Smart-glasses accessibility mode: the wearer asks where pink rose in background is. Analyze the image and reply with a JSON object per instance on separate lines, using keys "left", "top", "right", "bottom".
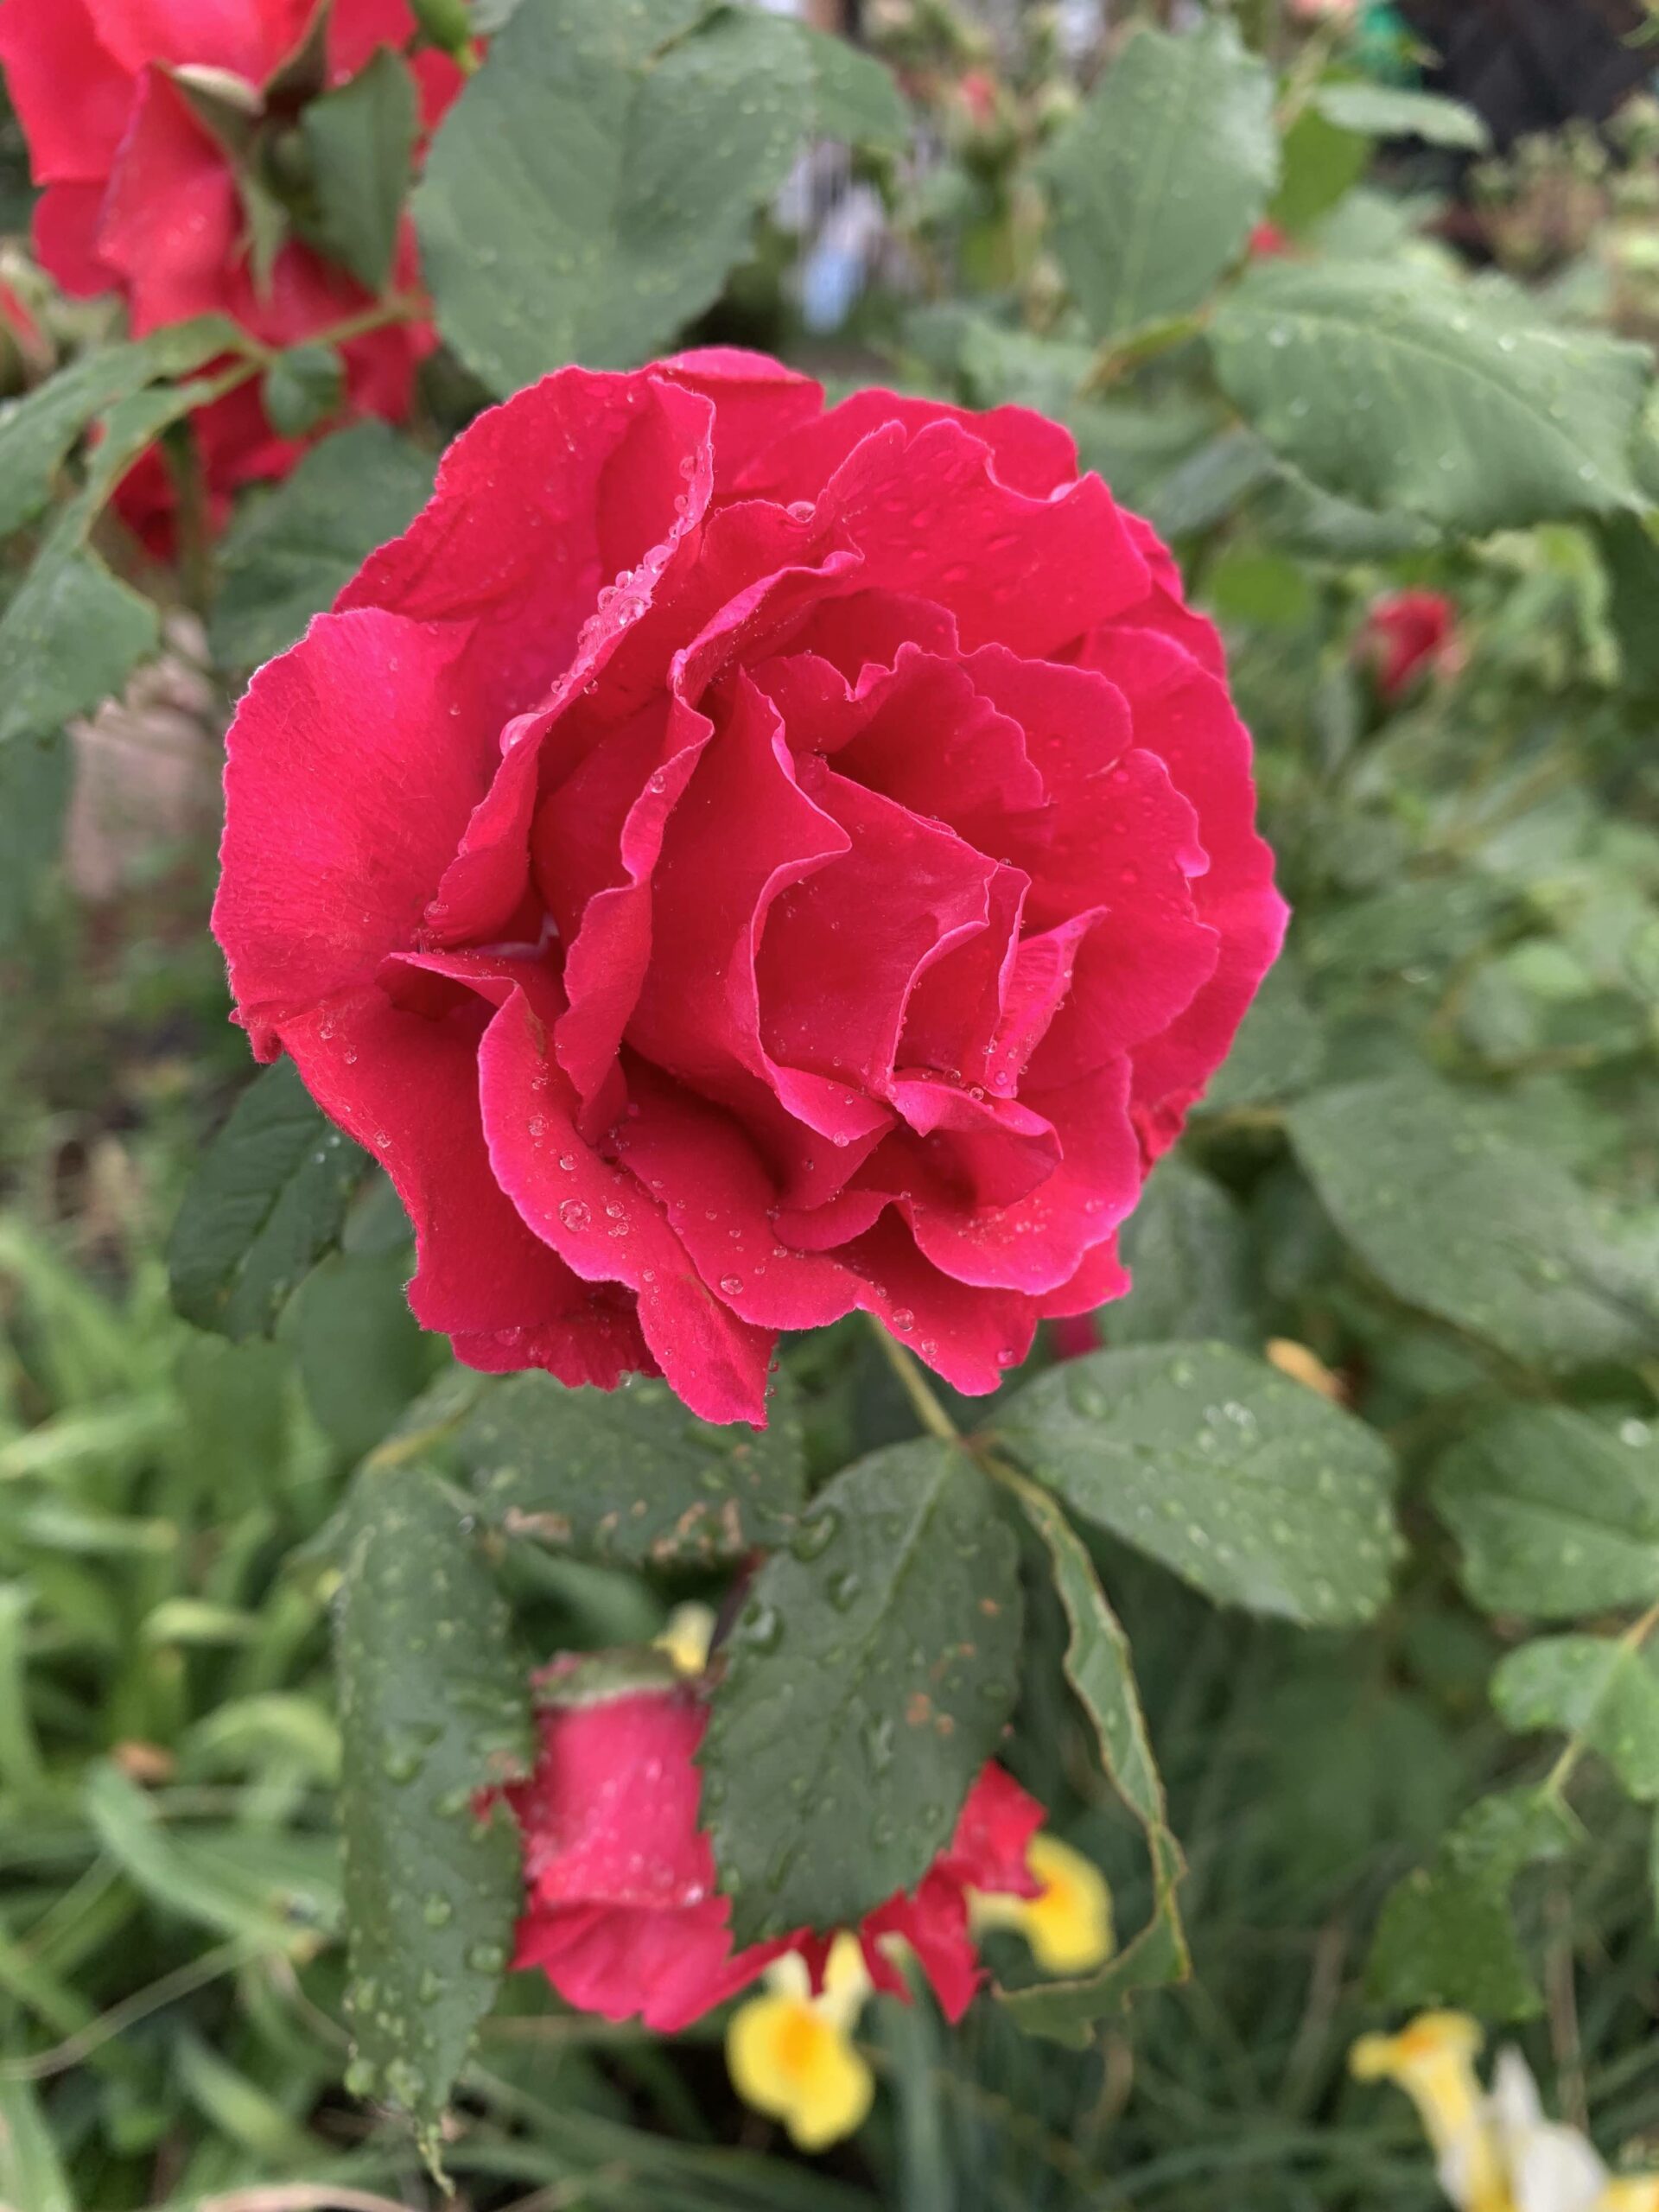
{"left": 0, "top": 0, "right": 465, "bottom": 531}
{"left": 214, "top": 349, "right": 1286, "bottom": 1422}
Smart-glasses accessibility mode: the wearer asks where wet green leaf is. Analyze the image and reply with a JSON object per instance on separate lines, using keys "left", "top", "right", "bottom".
{"left": 0, "top": 315, "right": 245, "bottom": 542}
{"left": 1109, "top": 1158, "right": 1259, "bottom": 1350}
{"left": 463, "top": 1370, "right": 806, "bottom": 1566}
{"left": 335, "top": 1464, "right": 532, "bottom": 2162}
{"left": 1493, "top": 1631, "right": 1659, "bottom": 1801}
{"left": 262, "top": 342, "right": 345, "bottom": 439}
{"left": 1311, "top": 83, "right": 1491, "bottom": 152}
{"left": 168, "top": 1059, "right": 371, "bottom": 1340}
{"left": 209, "top": 422, "right": 435, "bottom": 670}
{"left": 700, "top": 1439, "right": 1021, "bottom": 1947}
{"left": 1212, "top": 263, "right": 1651, "bottom": 533}
{"left": 1040, "top": 19, "right": 1277, "bottom": 342}
{"left": 994, "top": 1344, "right": 1399, "bottom": 1625}
{"left": 302, "top": 49, "right": 419, "bottom": 295}
{"left": 1433, "top": 1405, "right": 1659, "bottom": 1618}
{"left": 417, "top": 0, "right": 813, "bottom": 388}
{"left": 1368, "top": 1789, "right": 1576, "bottom": 2019}
{"left": 995, "top": 1467, "right": 1187, "bottom": 2043}
{"left": 1289, "top": 1074, "right": 1659, "bottom": 1370}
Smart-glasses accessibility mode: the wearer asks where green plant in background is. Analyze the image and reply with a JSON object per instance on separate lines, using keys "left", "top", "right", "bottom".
{"left": 2, "top": 2, "right": 1659, "bottom": 2208}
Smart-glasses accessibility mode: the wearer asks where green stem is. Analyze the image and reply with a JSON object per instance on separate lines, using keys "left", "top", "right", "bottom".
{"left": 868, "top": 1318, "right": 1034, "bottom": 1498}
{"left": 870, "top": 1319, "right": 962, "bottom": 1443}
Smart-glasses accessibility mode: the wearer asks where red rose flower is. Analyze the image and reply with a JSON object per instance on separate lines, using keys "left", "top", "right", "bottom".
{"left": 0, "top": 0, "right": 463, "bottom": 517}
{"left": 502, "top": 1667, "right": 1045, "bottom": 2032}
{"left": 214, "top": 349, "right": 1286, "bottom": 1421}
{"left": 1360, "top": 589, "right": 1459, "bottom": 702}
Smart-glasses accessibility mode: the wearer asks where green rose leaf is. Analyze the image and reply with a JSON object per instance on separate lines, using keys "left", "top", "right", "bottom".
{"left": 993, "top": 1344, "right": 1399, "bottom": 1626}
{"left": 0, "top": 732, "right": 71, "bottom": 944}
{"left": 0, "top": 365, "right": 248, "bottom": 750}
{"left": 995, "top": 1467, "right": 1188, "bottom": 2044}
{"left": 461, "top": 1370, "right": 807, "bottom": 1566}
{"left": 1492, "top": 1630, "right": 1659, "bottom": 1802}
{"left": 1433, "top": 1406, "right": 1659, "bottom": 1619}
{"left": 286, "top": 1251, "right": 436, "bottom": 1465}
{"left": 1198, "top": 957, "right": 1325, "bottom": 1114}
{"left": 1310, "top": 83, "right": 1491, "bottom": 152}
{"left": 261, "top": 342, "right": 345, "bottom": 440}
{"left": 209, "top": 423, "right": 436, "bottom": 671}
{"left": 1288, "top": 1074, "right": 1659, "bottom": 1370}
{"left": 335, "top": 1463, "right": 532, "bottom": 2163}
{"left": 168, "top": 1059, "right": 371, "bottom": 1339}
{"left": 1211, "top": 262, "right": 1651, "bottom": 533}
{"left": 0, "top": 314, "right": 247, "bottom": 543}
{"left": 699, "top": 1438, "right": 1021, "bottom": 1947}
{"left": 792, "top": 18, "right": 909, "bottom": 150}
{"left": 1368, "top": 1789, "right": 1576, "bottom": 2020}
{"left": 1039, "top": 18, "right": 1277, "bottom": 343}
{"left": 0, "top": 543, "right": 156, "bottom": 752}
{"left": 416, "top": 0, "right": 899, "bottom": 392}
{"left": 1109, "top": 1158, "right": 1259, "bottom": 1351}
{"left": 301, "top": 48, "right": 419, "bottom": 295}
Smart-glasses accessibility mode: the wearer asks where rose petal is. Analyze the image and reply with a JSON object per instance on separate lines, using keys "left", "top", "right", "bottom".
{"left": 659, "top": 346, "right": 824, "bottom": 487}
{"left": 215, "top": 609, "right": 502, "bottom": 1031}
{"left": 84, "top": 0, "right": 307, "bottom": 79}
{"left": 340, "top": 368, "right": 716, "bottom": 735}
{"left": 808, "top": 417, "right": 1150, "bottom": 658}
{"left": 736, "top": 386, "right": 1083, "bottom": 504}
{"left": 32, "top": 182, "right": 113, "bottom": 297}
{"left": 512, "top": 1691, "right": 714, "bottom": 1910}
{"left": 1077, "top": 624, "right": 1287, "bottom": 1148}
{"left": 626, "top": 673, "right": 899, "bottom": 1155}
{"left": 617, "top": 1068, "right": 872, "bottom": 1333}
{"left": 0, "top": 0, "right": 135, "bottom": 181}
{"left": 941, "top": 1764, "right": 1046, "bottom": 1897}
{"left": 514, "top": 1897, "right": 764, "bottom": 2033}
{"left": 842, "top": 1214, "right": 1040, "bottom": 1395}
{"left": 1033, "top": 1234, "right": 1132, "bottom": 1320}
{"left": 863, "top": 1873, "right": 980, "bottom": 2022}
{"left": 278, "top": 991, "right": 643, "bottom": 1383}
{"left": 758, "top": 767, "right": 998, "bottom": 1093}
{"left": 96, "top": 72, "right": 241, "bottom": 334}
{"left": 478, "top": 984, "right": 775, "bottom": 1424}
{"left": 903, "top": 1060, "right": 1140, "bottom": 1296}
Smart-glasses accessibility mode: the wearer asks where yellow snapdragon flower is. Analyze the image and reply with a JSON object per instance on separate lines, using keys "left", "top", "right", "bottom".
{"left": 724, "top": 1827, "right": 1113, "bottom": 2152}
{"left": 969, "top": 1833, "right": 1115, "bottom": 1975}
{"left": 1352, "top": 2011, "right": 1659, "bottom": 2212}
{"left": 726, "top": 1934, "right": 875, "bottom": 2152}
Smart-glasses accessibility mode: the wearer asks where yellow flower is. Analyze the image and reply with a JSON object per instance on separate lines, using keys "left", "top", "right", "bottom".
{"left": 971, "top": 1833, "right": 1115, "bottom": 1976}
{"left": 1352, "top": 2012, "right": 1659, "bottom": 2212}
{"left": 726, "top": 1934, "right": 874, "bottom": 2153}
{"left": 1351, "top": 2013, "right": 1513, "bottom": 2212}
{"left": 652, "top": 1601, "right": 717, "bottom": 1678}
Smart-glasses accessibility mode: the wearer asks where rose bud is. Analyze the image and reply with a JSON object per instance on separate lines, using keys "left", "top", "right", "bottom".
{"left": 1359, "top": 589, "right": 1460, "bottom": 704}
